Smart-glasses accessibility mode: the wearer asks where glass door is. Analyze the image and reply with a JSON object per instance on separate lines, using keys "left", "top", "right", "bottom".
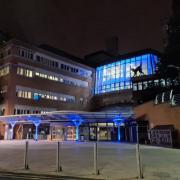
{"left": 89, "top": 126, "right": 97, "bottom": 141}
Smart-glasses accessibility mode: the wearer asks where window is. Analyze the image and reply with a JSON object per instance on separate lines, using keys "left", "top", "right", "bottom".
{"left": 133, "top": 83, "right": 138, "bottom": 91}
{"left": 95, "top": 53, "right": 158, "bottom": 94}
{"left": 0, "top": 66, "right": 10, "bottom": 77}
{"left": 142, "top": 81, "right": 148, "bottom": 90}
{"left": 160, "top": 79, "right": 166, "bottom": 87}
{"left": 17, "top": 67, "right": 33, "bottom": 78}
{"left": 138, "top": 82, "right": 143, "bottom": 90}
{"left": 16, "top": 86, "right": 75, "bottom": 103}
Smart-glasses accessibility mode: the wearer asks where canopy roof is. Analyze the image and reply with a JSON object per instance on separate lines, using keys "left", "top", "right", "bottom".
{"left": 0, "top": 111, "right": 134, "bottom": 125}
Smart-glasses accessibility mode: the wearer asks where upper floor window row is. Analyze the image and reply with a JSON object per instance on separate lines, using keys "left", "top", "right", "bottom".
{"left": 14, "top": 105, "right": 56, "bottom": 115}
{"left": 16, "top": 66, "right": 88, "bottom": 88}
{"left": 61, "top": 63, "right": 78, "bottom": 73}
{"left": 16, "top": 86, "right": 75, "bottom": 103}
{"left": 36, "top": 55, "right": 58, "bottom": 68}
{"left": 133, "top": 78, "right": 178, "bottom": 91}
{"left": 18, "top": 48, "right": 34, "bottom": 60}
{"left": 35, "top": 54, "right": 90, "bottom": 78}
{"left": 15, "top": 47, "right": 92, "bottom": 78}
{"left": 17, "top": 67, "right": 33, "bottom": 77}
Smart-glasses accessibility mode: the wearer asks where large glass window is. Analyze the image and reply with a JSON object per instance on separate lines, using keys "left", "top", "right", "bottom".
{"left": 95, "top": 53, "right": 158, "bottom": 94}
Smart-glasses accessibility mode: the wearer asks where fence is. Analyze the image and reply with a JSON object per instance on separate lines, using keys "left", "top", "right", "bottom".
{"left": 0, "top": 139, "right": 180, "bottom": 179}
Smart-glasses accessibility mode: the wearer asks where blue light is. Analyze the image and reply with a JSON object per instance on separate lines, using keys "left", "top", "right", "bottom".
{"left": 7, "top": 118, "right": 17, "bottom": 140}
{"left": 33, "top": 93, "right": 40, "bottom": 101}
{"left": 113, "top": 114, "right": 124, "bottom": 142}
{"left": 7, "top": 119, "right": 17, "bottom": 128}
{"left": 27, "top": 116, "right": 41, "bottom": 141}
{"left": 95, "top": 53, "right": 159, "bottom": 94}
{"left": 67, "top": 114, "right": 83, "bottom": 141}
{"left": 76, "top": 126, "right": 79, "bottom": 141}
{"left": 118, "top": 126, "right": 121, "bottom": 141}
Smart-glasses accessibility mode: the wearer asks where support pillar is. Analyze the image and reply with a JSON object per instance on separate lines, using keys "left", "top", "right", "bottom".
{"left": 71, "top": 118, "right": 82, "bottom": 141}
{"left": 11, "top": 124, "right": 16, "bottom": 140}
{"left": 8, "top": 120, "right": 17, "bottom": 140}
{"left": 29, "top": 117, "right": 41, "bottom": 141}
{"left": 4, "top": 124, "right": 9, "bottom": 140}
{"left": 113, "top": 114, "right": 124, "bottom": 143}
{"left": 118, "top": 125, "right": 121, "bottom": 142}
{"left": 34, "top": 124, "right": 39, "bottom": 141}
{"left": 76, "top": 125, "right": 79, "bottom": 141}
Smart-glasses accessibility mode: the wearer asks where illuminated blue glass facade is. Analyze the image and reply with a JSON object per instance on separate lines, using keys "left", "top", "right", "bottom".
{"left": 95, "top": 53, "right": 159, "bottom": 94}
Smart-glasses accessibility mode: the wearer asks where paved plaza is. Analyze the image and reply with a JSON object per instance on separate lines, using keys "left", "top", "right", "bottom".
{"left": 0, "top": 140, "right": 180, "bottom": 179}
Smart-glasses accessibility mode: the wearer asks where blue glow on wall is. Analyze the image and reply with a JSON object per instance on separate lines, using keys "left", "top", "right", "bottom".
{"left": 95, "top": 53, "right": 159, "bottom": 94}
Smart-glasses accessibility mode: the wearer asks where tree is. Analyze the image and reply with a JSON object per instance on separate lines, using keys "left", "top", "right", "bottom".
{"left": 162, "top": 0, "right": 180, "bottom": 67}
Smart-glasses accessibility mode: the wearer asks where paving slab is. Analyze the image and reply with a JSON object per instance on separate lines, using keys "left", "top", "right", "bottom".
{"left": 0, "top": 140, "right": 180, "bottom": 179}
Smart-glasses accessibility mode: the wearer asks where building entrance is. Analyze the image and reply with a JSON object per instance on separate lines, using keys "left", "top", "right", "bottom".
{"left": 50, "top": 125, "right": 76, "bottom": 141}
{"left": 88, "top": 123, "right": 118, "bottom": 141}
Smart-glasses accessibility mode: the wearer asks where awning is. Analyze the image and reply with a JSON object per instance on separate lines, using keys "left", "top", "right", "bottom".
{"left": 0, "top": 110, "right": 135, "bottom": 125}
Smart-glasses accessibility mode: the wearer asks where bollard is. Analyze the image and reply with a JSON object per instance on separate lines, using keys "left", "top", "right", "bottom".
{"left": 56, "top": 141, "right": 62, "bottom": 172}
{"left": 24, "top": 141, "right": 29, "bottom": 170}
{"left": 136, "top": 125, "right": 143, "bottom": 179}
{"left": 93, "top": 142, "right": 100, "bottom": 175}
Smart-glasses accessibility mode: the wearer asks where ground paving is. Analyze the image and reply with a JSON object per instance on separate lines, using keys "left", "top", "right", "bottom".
{"left": 0, "top": 140, "right": 180, "bottom": 180}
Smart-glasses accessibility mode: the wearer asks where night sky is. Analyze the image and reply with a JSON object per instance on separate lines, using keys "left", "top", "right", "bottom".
{"left": 0, "top": 0, "right": 172, "bottom": 58}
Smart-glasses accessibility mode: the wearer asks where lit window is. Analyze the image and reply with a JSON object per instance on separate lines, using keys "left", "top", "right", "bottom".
{"left": 28, "top": 70, "right": 33, "bottom": 77}
{"left": 20, "top": 68, "right": 23, "bottom": 75}
{"left": 17, "top": 91, "right": 22, "bottom": 97}
{"left": 133, "top": 84, "right": 138, "bottom": 91}
{"left": 138, "top": 82, "right": 142, "bottom": 90}
{"left": 35, "top": 72, "right": 40, "bottom": 76}
{"left": 160, "top": 79, "right": 165, "bottom": 87}
{"left": 41, "top": 94, "right": 45, "bottom": 98}
{"left": 27, "top": 92, "right": 32, "bottom": 99}
{"left": 142, "top": 81, "right": 148, "bottom": 90}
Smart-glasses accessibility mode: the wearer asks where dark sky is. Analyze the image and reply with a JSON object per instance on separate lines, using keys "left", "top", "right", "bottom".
{"left": 0, "top": 0, "right": 172, "bottom": 58}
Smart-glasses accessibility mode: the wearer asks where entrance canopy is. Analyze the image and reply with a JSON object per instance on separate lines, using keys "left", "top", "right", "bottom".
{"left": 0, "top": 110, "right": 134, "bottom": 126}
